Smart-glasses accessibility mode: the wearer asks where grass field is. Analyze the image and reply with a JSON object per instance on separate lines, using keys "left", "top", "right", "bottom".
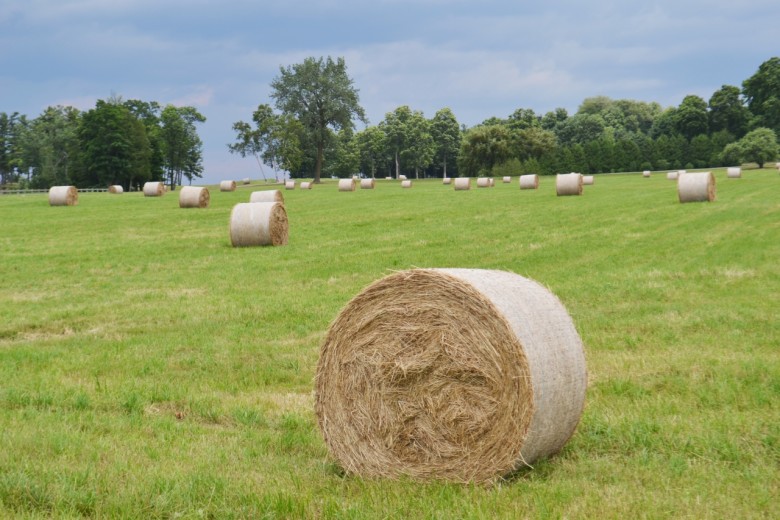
{"left": 1, "top": 170, "right": 778, "bottom": 518}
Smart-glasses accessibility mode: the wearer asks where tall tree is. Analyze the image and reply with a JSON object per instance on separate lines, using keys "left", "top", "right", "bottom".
{"left": 380, "top": 105, "right": 413, "bottom": 179}
{"left": 160, "top": 105, "right": 205, "bottom": 189}
{"left": 355, "top": 126, "right": 387, "bottom": 179}
{"left": 708, "top": 85, "right": 749, "bottom": 138}
{"left": 736, "top": 127, "right": 779, "bottom": 168}
{"left": 401, "top": 111, "right": 435, "bottom": 179}
{"left": 742, "top": 57, "right": 780, "bottom": 134}
{"left": 675, "top": 95, "right": 709, "bottom": 140}
{"left": 458, "top": 124, "right": 512, "bottom": 176}
{"left": 270, "top": 56, "right": 366, "bottom": 183}
{"left": 0, "top": 112, "right": 24, "bottom": 185}
{"left": 430, "top": 108, "right": 460, "bottom": 178}
{"left": 20, "top": 106, "right": 81, "bottom": 188}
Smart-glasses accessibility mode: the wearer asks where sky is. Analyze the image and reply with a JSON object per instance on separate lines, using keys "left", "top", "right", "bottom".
{"left": 1, "top": 0, "right": 777, "bottom": 183}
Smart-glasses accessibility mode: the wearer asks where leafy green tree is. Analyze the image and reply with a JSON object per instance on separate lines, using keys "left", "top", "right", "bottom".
{"left": 511, "top": 127, "right": 557, "bottom": 162}
{"left": 688, "top": 134, "right": 712, "bottom": 168}
{"left": 675, "top": 95, "right": 709, "bottom": 140}
{"left": 0, "top": 112, "right": 25, "bottom": 185}
{"left": 124, "top": 100, "right": 165, "bottom": 182}
{"left": 708, "top": 85, "right": 749, "bottom": 138}
{"left": 742, "top": 57, "right": 780, "bottom": 134}
{"left": 401, "top": 111, "right": 435, "bottom": 179}
{"left": 20, "top": 106, "right": 81, "bottom": 188}
{"left": 354, "top": 126, "right": 387, "bottom": 179}
{"left": 160, "top": 105, "right": 205, "bottom": 189}
{"left": 458, "top": 124, "right": 512, "bottom": 176}
{"left": 270, "top": 56, "right": 366, "bottom": 183}
{"left": 380, "top": 105, "right": 413, "bottom": 178}
{"left": 541, "top": 108, "right": 568, "bottom": 132}
{"left": 650, "top": 107, "right": 678, "bottom": 138}
{"left": 735, "top": 127, "right": 779, "bottom": 168}
{"left": 324, "top": 128, "right": 359, "bottom": 178}
{"left": 555, "top": 113, "right": 606, "bottom": 146}
{"left": 430, "top": 108, "right": 460, "bottom": 178}
{"left": 507, "top": 108, "right": 539, "bottom": 130}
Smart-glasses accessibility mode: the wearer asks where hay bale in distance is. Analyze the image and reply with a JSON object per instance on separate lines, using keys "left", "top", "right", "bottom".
{"left": 519, "top": 174, "right": 539, "bottom": 190}
{"left": 178, "top": 186, "right": 210, "bottom": 208}
{"left": 583, "top": 175, "right": 594, "bottom": 185}
{"left": 285, "top": 180, "right": 296, "bottom": 190}
{"left": 678, "top": 171, "right": 716, "bottom": 203}
{"left": 250, "top": 190, "right": 284, "bottom": 204}
{"left": 727, "top": 167, "right": 741, "bottom": 178}
{"left": 48, "top": 186, "right": 78, "bottom": 206}
{"left": 143, "top": 181, "right": 165, "bottom": 197}
{"left": 315, "top": 268, "right": 587, "bottom": 484}
{"left": 453, "top": 178, "right": 471, "bottom": 190}
{"left": 300, "top": 182, "right": 312, "bottom": 190}
{"left": 338, "top": 179, "right": 356, "bottom": 192}
{"left": 220, "top": 180, "right": 237, "bottom": 192}
{"left": 476, "top": 177, "right": 491, "bottom": 188}
{"left": 642, "top": 170, "right": 651, "bottom": 178}
{"left": 360, "top": 179, "right": 376, "bottom": 189}
{"left": 242, "top": 177, "right": 251, "bottom": 185}
{"left": 399, "top": 175, "right": 408, "bottom": 181}
{"left": 401, "top": 180, "right": 412, "bottom": 188}
{"left": 666, "top": 171, "right": 679, "bottom": 180}
{"left": 108, "top": 185, "right": 123, "bottom": 194}
{"left": 229, "top": 202, "right": 288, "bottom": 247}
{"left": 502, "top": 176, "right": 511, "bottom": 183}
{"left": 442, "top": 177, "right": 452, "bottom": 185}
{"left": 556, "top": 173, "right": 583, "bottom": 196}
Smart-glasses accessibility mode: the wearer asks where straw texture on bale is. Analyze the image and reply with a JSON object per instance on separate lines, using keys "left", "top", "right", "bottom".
{"left": 338, "top": 179, "right": 356, "bottom": 192}
{"left": 477, "top": 177, "right": 491, "bottom": 188}
{"left": 583, "top": 175, "right": 594, "bottom": 185}
{"left": 502, "top": 176, "right": 511, "bottom": 183}
{"left": 727, "top": 167, "right": 741, "bottom": 178}
{"left": 220, "top": 180, "right": 237, "bottom": 192}
{"left": 678, "top": 171, "right": 716, "bottom": 203}
{"left": 143, "top": 181, "right": 164, "bottom": 197}
{"left": 666, "top": 171, "right": 679, "bottom": 180}
{"left": 48, "top": 186, "right": 78, "bottom": 206}
{"left": 442, "top": 177, "right": 452, "bottom": 185}
{"left": 250, "top": 190, "right": 284, "bottom": 204}
{"left": 642, "top": 170, "right": 651, "bottom": 178}
{"left": 519, "top": 174, "right": 539, "bottom": 190}
{"left": 401, "top": 180, "right": 412, "bottom": 188}
{"left": 108, "top": 185, "right": 123, "bottom": 194}
{"left": 178, "top": 186, "right": 210, "bottom": 208}
{"left": 555, "top": 173, "right": 583, "bottom": 196}
{"left": 360, "top": 179, "right": 376, "bottom": 189}
{"left": 300, "top": 182, "right": 312, "bottom": 190}
{"left": 229, "top": 202, "right": 288, "bottom": 247}
{"left": 453, "top": 178, "right": 471, "bottom": 190}
{"left": 315, "top": 268, "right": 587, "bottom": 484}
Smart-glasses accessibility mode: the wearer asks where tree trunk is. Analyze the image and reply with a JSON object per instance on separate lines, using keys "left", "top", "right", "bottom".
{"left": 415, "top": 167, "right": 419, "bottom": 179}
{"left": 443, "top": 156, "right": 448, "bottom": 178}
{"left": 395, "top": 151, "right": 400, "bottom": 179}
{"left": 315, "top": 141, "right": 323, "bottom": 183}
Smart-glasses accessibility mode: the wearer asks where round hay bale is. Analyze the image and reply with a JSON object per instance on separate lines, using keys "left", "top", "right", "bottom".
{"left": 726, "top": 167, "right": 741, "bottom": 178}
{"left": 502, "top": 176, "right": 511, "bottom": 183}
{"left": 642, "top": 170, "right": 651, "bottom": 178}
{"left": 108, "top": 185, "right": 123, "bottom": 194}
{"left": 489, "top": 178, "right": 495, "bottom": 187}
{"left": 242, "top": 177, "right": 251, "bottom": 185}
{"left": 453, "top": 178, "right": 471, "bottom": 190}
{"left": 143, "top": 181, "right": 165, "bottom": 197}
{"left": 678, "top": 171, "right": 716, "bottom": 203}
{"left": 582, "top": 175, "right": 594, "bottom": 186}
{"left": 399, "top": 175, "right": 408, "bottom": 181}
{"left": 220, "top": 180, "right": 237, "bottom": 192}
{"left": 401, "top": 180, "right": 412, "bottom": 188}
{"left": 250, "top": 190, "right": 284, "bottom": 204}
{"left": 519, "top": 174, "right": 539, "bottom": 190}
{"left": 48, "top": 186, "right": 78, "bottom": 206}
{"left": 285, "top": 180, "right": 296, "bottom": 190}
{"left": 386, "top": 176, "right": 393, "bottom": 180}
{"left": 300, "top": 182, "right": 312, "bottom": 190}
{"left": 442, "top": 177, "right": 452, "bottom": 185}
{"left": 229, "top": 202, "right": 288, "bottom": 247}
{"left": 476, "top": 177, "right": 490, "bottom": 188}
{"left": 555, "top": 173, "right": 583, "bottom": 196}
{"left": 666, "top": 171, "right": 679, "bottom": 180}
{"left": 315, "top": 268, "right": 587, "bottom": 483}
{"left": 352, "top": 175, "right": 360, "bottom": 181}
{"left": 338, "top": 179, "right": 356, "bottom": 192}
{"left": 360, "top": 179, "right": 376, "bottom": 189}
{"left": 179, "top": 186, "right": 210, "bottom": 208}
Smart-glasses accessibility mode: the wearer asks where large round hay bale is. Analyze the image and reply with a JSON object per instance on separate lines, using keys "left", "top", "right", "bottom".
{"left": 315, "top": 268, "right": 587, "bottom": 484}
{"left": 220, "top": 180, "right": 237, "bottom": 192}
{"left": 555, "top": 173, "right": 583, "bottom": 196}
{"left": 250, "top": 190, "right": 284, "bottom": 203}
{"left": 453, "top": 178, "right": 471, "bottom": 190}
{"left": 360, "top": 179, "right": 376, "bottom": 189}
{"left": 442, "top": 177, "right": 452, "bottom": 185}
{"left": 143, "top": 181, "right": 164, "bottom": 197}
{"left": 48, "top": 186, "right": 78, "bottom": 206}
{"left": 300, "top": 182, "right": 312, "bottom": 190}
{"left": 179, "top": 186, "right": 210, "bottom": 208}
{"left": 229, "top": 202, "right": 288, "bottom": 247}
{"left": 642, "top": 170, "right": 651, "bottom": 178}
{"left": 338, "top": 179, "right": 356, "bottom": 192}
{"left": 583, "top": 175, "right": 594, "bottom": 186}
{"left": 502, "top": 176, "right": 511, "bottom": 183}
{"left": 726, "top": 167, "right": 741, "bottom": 178}
{"left": 401, "top": 180, "right": 412, "bottom": 188}
{"left": 519, "top": 174, "right": 539, "bottom": 190}
{"left": 285, "top": 180, "right": 296, "bottom": 190}
{"left": 476, "top": 177, "right": 491, "bottom": 188}
{"left": 108, "top": 185, "right": 123, "bottom": 194}
{"left": 666, "top": 171, "right": 679, "bottom": 180}
{"left": 678, "top": 171, "right": 716, "bottom": 203}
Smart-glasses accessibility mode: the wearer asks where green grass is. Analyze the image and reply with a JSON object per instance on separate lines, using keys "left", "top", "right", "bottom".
{"left": 1, "top": 170, "right": 778, "bottom": 518}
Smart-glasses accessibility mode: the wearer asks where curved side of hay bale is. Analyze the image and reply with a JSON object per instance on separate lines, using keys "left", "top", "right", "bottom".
{"left": 285, "top": 180, "right": 296, "bottom": 190}
{"left": 250, "top": 190, "right": 284, "bottom": 204}
{"left": 502, "top": 176, "right": 511, "bottom": 183}
{"left": 583, "top": 175, "right": 594, "bottom": 185}
{"left": 229, "top": 202, "right": 288, "bottom": 247}
{"left": 360, "top": 179, "right": 376, "bottom": 189}
{"left": 476, "top": 177, "right": 490, "bottom": 188}
{"left": 143, "top": 181, "right": 164, "bottom": 197}
{"left": 401, "top": 180, "right": 412, "bottom": 188}
{"left": 727, "top": 167, "right": 741, "bottom": 178}
{"left": 108, "top": 185, "right": 124, "bottom": 194}
{"left": 519, "top": 174, "right": 539, "bottom": 190}
{"left": 453, "top": 177, "right": 471, "bottom": 190}
{"left": 220, "top": 180, "right": 237, "bottom": 192}
{"left": 338, "top": 179, "right": 356, "bottom": 192}
{"left": 442, "top": 177, "right": 452, "bottom": 185}
{"left": 242, "top": 178, "right": 251, "bottom": 185}
{"left": 556, "top": 173, "right": 583, "bottom": 196}
{"left": 315, "top": 268, "right": 587, "bottom": 483}
{"left": 300, "top": 182, "right": 312, "bottom": 190}
{"left": 678, "top": 171, "right": 716, "bottom": 203}
{"left": 642, "top": 170, "right": 651, "bottom": 178}
{"left": 666, "top": 171, "right": 679, "bottom": 180}
{"left": 48, "top": 186, "right": 78, "bottom": 206}
{"left": 178, "top": 186, "right": 210, "bottom": 208}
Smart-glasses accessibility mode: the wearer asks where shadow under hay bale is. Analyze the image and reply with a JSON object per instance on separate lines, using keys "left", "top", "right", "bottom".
{"left": 179, "top": 186, "right": 210, "bottom": 208}
{"left": 49, "top": 186, "right": 78, "bottom": 206}
{"left": 315, "top": 268, "right": 587, "bottom": 484}
{"left": 678, "top": 172, "right": 716, "bottom": 203}
{"left": 229, "top": 202, "right": 288, "bottom": 247}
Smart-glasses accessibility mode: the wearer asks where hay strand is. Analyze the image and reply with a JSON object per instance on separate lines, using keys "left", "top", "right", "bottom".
{"left": 401, "top": 180, "right": 412, "bottom": 188}
{"left": 178, "top": 186, "right": 210, "bottom": 208}
{"left": 727, "top": 167, "right": 741, "bottom": 178}
{"left": 360, "top": 179, "right": 376, "bottom": 189}
{"left": 220, "top": 180, "right": 237, "bottom": 192}
{"left": 108, "top": 185, "right": 123, "bottom": 194}
{"left": 678, "top": 171, "right": 716, "bottom": 203}
{"left": 143, "top": 181, "right": 164, "bottom": 197}
{"left": 250, "top": 190, "right": 284, "bottom": 203}
{"left": 229, "top": 202, "right": 288, "bottom": 247}
{"left": 556, "top": 173, "right": 583, "bottom": 196}
{"left": 453, "top": 178, "right": 471, "bottom": 190}
{"left": 338, "top": 179, "right": 356, "bottom": 192}
{"left": 315, "top": 268, "right": 587, "bottom": 484}
{"left": 48, "top": 186, "right": 78, "bottom": 206}
{"left": 519, "top": 174, "right": 539, "bottom": 190}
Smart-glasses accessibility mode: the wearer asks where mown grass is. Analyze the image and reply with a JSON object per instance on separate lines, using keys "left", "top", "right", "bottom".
{"left": 1, "top": 170, "right": 778, "bottom": 518}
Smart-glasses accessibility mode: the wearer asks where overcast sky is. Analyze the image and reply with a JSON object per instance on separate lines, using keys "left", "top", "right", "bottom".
{"left": 1, "top": 0, "right": 776, "bottom": 183}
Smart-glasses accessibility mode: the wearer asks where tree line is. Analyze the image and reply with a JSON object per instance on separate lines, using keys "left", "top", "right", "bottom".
{"left": 230, "top": 56, "right": 780, "bottom": 181}
{"left": 0, "top": 97, "right": 205, "bottom": 190}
